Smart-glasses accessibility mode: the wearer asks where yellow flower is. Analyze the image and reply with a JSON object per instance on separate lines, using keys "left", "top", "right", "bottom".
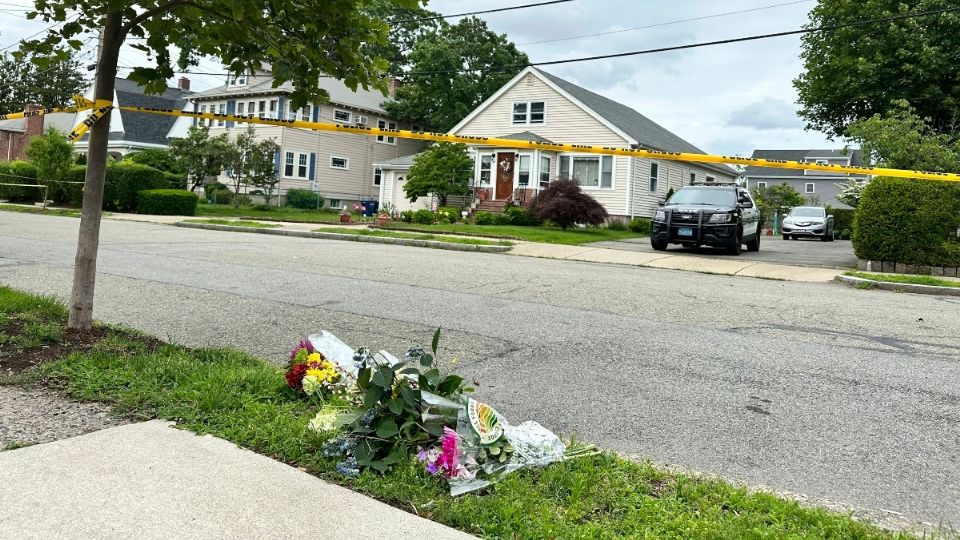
{"left": 307, "top": 352, "right": 322, "bottom": 363}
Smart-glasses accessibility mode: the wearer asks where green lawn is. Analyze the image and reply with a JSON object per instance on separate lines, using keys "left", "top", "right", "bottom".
{"left": 0, "top": 204, "right": 81, "bottom": 217}
{"left": 0, "top": 286, "right": 901, "bottom": 539}
{"left": 381, "top": 222, "right": 644, "bottom": 245}
{"left": 184, "top": 218, "right": 281, "bottom": 229}
{"left": 196, "top": 203, "right": 359, "bottom": 224}
{"left": 845, "top": 271, "right": 960, "bottom": 288}
{"left": 315, "top": 227, "right": 512, "bottom": 247}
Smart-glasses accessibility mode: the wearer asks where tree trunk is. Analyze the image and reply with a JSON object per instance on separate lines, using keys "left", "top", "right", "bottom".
{"left": 68, "top": 13, "right": 123, "bottom": 330}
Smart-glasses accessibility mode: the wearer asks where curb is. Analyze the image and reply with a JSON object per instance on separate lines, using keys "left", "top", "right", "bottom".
{"left": 175, "top": 222, "right": 512, "bottom": 253}
{"left": 835, "top": 274, "right": 960, "bottom": 297}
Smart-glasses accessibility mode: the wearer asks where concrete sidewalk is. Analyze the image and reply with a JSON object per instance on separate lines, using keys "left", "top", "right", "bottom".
{"left": 105, "top": 212, "right": 841, "bottom": 283}
{"left": 0, "top": 421, "right": 474, "bottom": 540}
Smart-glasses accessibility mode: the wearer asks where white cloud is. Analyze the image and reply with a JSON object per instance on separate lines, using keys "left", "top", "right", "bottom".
{"left": 727, "top": 97, "right": 804, "bottom": 130}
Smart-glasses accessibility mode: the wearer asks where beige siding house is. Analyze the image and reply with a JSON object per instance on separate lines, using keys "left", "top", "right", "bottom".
{"left": 381, "top": 67, "right": 735, "bottom": 219}
{"left": 189, "top": 71, "right": 423, "bottom": 209}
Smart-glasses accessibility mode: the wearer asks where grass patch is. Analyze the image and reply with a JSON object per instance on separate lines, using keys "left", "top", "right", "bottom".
{"left": 381, "top": 222, "right": 644, "bottom": 246}
{"left": 0, "top": 204, "right": 81, "bottom": 217}
{"left": 184, "top": 218, "right": 281, "bottom": 229}
{"left": 1, "top": 287, "right": 898, "bottom": 538}
{"left": 845, "top": 271, "right": 960, "bottom": 288}
{"left": 196, "top": 203, "right": 356, "bottom": 224}
{"left": 314, "top": 227, "right": 512, "bottom": 247}
{"left": 2, "top": 440, "right": 37, "bottom": 451}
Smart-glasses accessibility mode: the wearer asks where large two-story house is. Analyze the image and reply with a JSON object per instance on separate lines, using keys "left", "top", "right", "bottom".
{"left": 377, "top": 67, "right": 736, "bottom": 219}
{"left": 743, "top": 149, "right": 867, "bottom": 209}
{"left": 188, "top": 71, "right": 422, "bottom": 209}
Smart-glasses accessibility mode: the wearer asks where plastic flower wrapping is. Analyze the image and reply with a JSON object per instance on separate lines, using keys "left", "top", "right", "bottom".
{"left": 294, "top": 331, "right": 597, "bottom": 496}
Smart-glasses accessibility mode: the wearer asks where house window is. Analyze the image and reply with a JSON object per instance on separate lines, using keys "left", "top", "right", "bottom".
{"left": 539, "top": 156, "right": 551, "bottom": 186}
{"left": 705, "top": 175, "right": 716, "bottom": 183}
{"left": 198, "top": 104, "right": 207, "bottom": 126}
{"left": 373, "top": 167, "right": 382, "bottom": 186}
{"left": 217, "top": 103, "right": 226, "bottom": 126}
{"left": 301, "top": 104, "right": 312, "bottom": 122}
{"left": 298, "top": 153, "right": 308, "bottom": 178}
{"left": 517, "top": 155, "right": 531, "bottom": 186}
{"left": 479, "top": 155, "right": 492, "bottom": 185}
{"left": 814, "top": 159, "right": 829, "bottom": 165}
{"left": 649, "top": 162, "right": 659, "bottom": 192}
{"left": 329, "top": 198, "right": 341, "bottom": 209}
{"left": 377, "top": 120, "right": 397, "bottom": 144}
{"left": 237, "top": 102, "right": 245, "bottom": 116}
{"left": 258, "top": 101, "right": 266, "bottom": 116}
{"left": 269, "top": 99, "right": 278, "bottom": 119}
{"left": 330, "top": 156, "right": 349, "bottom": 170}
{"left": 806, "top": 182, "right": 815, "bottom": 193}
{"left": 284, "top": 152, "right": 295, "bottom": 177}
{"left": 334, "top": 109, "right": 352, "bottom": 123}
{"left": 756, "top": 181, "right": 767, "bottom": 189}
{"left": 412, "top": 124, "right": 422, "bottom": 132}
{"left": 229, "top": 73, "right": 246, "bottom": 86}
{"left": 287, "top": 106, "right": 298, "bottom": 121}
{"left": 689, "top": 172, "right": 696, "bottom": 185}
{"left": 560, "top": 155, "right": 613, "bottom": 189}
{"left": 512, "top": 101, "right": 545, "bottom": 125}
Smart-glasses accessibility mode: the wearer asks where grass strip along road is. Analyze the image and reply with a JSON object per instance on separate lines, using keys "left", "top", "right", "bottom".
{"left": 184, "top": 219, "right": 282, "bottom": 229}
{"left": 313, "top": 227, "right": 512, "bottom": 247}
{"left": 380, "top": 222, "right": 645, "bottom": 245}
{"left": 0, "top": 286, "right": 899, "bottom": 539}
{"left": 845, "top": 271, "right": 960, "bottom": 289}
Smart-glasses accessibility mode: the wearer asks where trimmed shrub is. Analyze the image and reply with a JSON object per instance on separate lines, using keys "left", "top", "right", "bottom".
{"left": 412, "top": 208, "right": 435, "bottom": 224}
{"left": 59, "top": 165, "right": 87, "bottom": 204}
{"left": 492, "top": 212, "right": 512, "bottom": 225}
{"left": 164, "top": 172, "right": 187, "bottom": 189}
{"left": 204, "top": 182, "right": 231, "bottom": 201}
{"left": 502, "top": 204, "right": 541, "bottom": 226}
{"left": 528, "top": 179, "right": 608, "bottom": 230}
{"left": 252, "top": 203, "right": 272, "bottom": 211}
{"left": 826, "top": 207, "right": 855, "bottom": 234}
{"left": 137, "top": 189, "right": 199, "bottom": 216}
{"left": 606, "top": 219, "right": 627, "bottom": 231}
{"left": 400, "top": 210, "right": 414, "bottom": 223}
{"left": 102, "top": 163, "right": 170, "bottom": 211}
{"left": 628, "top": 217, "right": 651, "bottom": 234}
{"left": 285, "top": 188, "right": 324, "bottom": 210}
{"left": 852, "top": 177, "right": 960, "bottom": 266}
{"left": 0, "top": 161, "right": 39, "bottom": 202}
{"left": 473, "top": 211, "right": 494, "bottom": 225}
{"left": 436, "top": 206, "right": 461, "bottom": 224}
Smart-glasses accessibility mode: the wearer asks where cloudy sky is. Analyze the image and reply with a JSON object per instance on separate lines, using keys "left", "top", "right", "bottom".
{"left": 0, "top": 0, "right": 838, "bottom": 155}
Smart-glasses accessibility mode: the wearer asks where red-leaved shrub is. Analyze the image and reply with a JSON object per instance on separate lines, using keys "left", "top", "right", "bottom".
{"left": 527, "top": 179, "right": 608, "bottom": 230}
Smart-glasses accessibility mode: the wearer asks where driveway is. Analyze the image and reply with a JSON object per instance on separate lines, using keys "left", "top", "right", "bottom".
{"left": 587, "top": 235, "right": 857, "bottom": 269}
{"left": 1, "top": 213, "right": 958, "bottom": 528}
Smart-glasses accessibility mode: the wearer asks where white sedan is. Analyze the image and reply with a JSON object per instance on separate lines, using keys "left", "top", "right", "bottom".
{"left": 782, "top": 206, "right": 834, "bottom": 242}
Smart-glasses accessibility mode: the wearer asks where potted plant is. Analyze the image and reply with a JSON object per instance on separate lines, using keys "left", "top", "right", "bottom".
{"left": 377, "top": 212, "right": 389, "bottom": 226}
{"left": 339, "top": 210, "right": 351, "bottom": 223}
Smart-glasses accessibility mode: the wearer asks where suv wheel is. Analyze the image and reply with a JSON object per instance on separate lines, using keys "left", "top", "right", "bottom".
{"left": 746, "top": 232, "right": 760, "bottom": 252}
{"left": 651, "top": 238, "right": 668, "bottom": 251}
{"left": 727, "top": 228, "right": 742, "bottom": 255}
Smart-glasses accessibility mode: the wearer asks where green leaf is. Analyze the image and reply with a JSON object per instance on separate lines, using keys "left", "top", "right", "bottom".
{"left": 400, "top": 385, "right": 419, "bottom": 407}
{"left": 369, "top": 460, "right": 389, "bottom": 473}
{"left": 423, "top": 421, "right": 446, "bottom": 437}
{"left": 431, "top": 327, "right": 441, "bottom": 355}
{"left": 499, "top": 452, "right": 508, "bottom": 463}
{"left": 383, "top": 445, "right": 406, "bottom": 465}
{"left": 354, "top": 440, "right": 374, "bottom": 466}
{"left": 424, "top": 368, "right": 442, "bottom": 387}
{"left": 363, "top": 385, "right": 384, "bottom": 408}
{"left": 375, "top": 418, "right": 400, "bottom": 439}
{"left": 357, "top": 367, "right": 371, "bottom": 389}
{"left": 371, "top": 366, "right": 395, "bottom": 390}
{"left": 419, "top": 353, "right": 433, "bottom": 368}
{"left": 336, "top": 410, "right": 363, "bottom": 426}
{"left": 437, "top": 375, "right": 464, "bottom": 395}
{"left": 489, "top": 445, "right": 500, "bottom": 456}
{"left": 387, "top": 398, "right": 403, "bottom": 415}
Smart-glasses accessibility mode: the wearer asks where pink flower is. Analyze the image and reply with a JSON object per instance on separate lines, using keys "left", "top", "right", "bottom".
{"left": 289, "top": 340, "right": 314, "bottom": 361}
{"left": 436, "top": 427, "right": 462, "bottom": 479}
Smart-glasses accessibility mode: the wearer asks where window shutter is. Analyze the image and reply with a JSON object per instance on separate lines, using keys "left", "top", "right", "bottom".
{"left": 273, "top": 150, "right": 281, "bottom": 175}
{"left": 309, "top": 153, "right": 317, "bottom": 180}
{"left": 277, "top": 97, "right": 285, "bottom": 120}
{"left": 312, "top": 105, "right": 319, "bottom": 123}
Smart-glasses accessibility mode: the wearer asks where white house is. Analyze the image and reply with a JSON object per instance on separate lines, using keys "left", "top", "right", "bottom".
{"left": 379, "top": 67, "right": 736, "bottom": 219}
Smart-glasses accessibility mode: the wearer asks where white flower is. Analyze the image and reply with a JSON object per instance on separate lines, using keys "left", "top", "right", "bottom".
{"left": 302, "top": 374, "right": 322, "bottom": 396}
{"left": 308, "top": 407, "right": 340, "bottom": 433}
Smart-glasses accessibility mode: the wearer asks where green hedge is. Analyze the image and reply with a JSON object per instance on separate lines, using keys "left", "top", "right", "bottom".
{"left": 164, "top": 172, "right": 187, "bottom": 190}
{"left": 59, "top": 163, "right": 169, "bottom": 211}
{"left": 629, "top": 217, "right": 651, "bottom": 234}
{"left": 0, "top": 161, "right": 40, "bottom": 202}
{"left": 852, "top": 177, "right": 960, "bottom": 266}
{"left": 137, "top": 189, "right": 199, "bottom": 216}
{"left": 826, "top": 207, "right": 855, "bottom": 234}
{"left": 285, "top": 188, "right": 324, "bottom": 209}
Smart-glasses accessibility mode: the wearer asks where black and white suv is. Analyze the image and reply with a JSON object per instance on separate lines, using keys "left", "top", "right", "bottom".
{"left": 650, "top": 185, "right": 762, "bottom": 255}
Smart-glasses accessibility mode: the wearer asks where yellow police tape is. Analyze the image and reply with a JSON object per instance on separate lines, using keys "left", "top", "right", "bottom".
{"left": 49, "top": 99, "right": 960, "bottom": 183}
{"left": 0, "top": 97, "right": 96, "bottom": 121}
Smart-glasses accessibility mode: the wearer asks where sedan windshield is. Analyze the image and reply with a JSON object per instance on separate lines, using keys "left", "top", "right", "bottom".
{"left": 789, "top": 207, "right": 826, "bottom": 218}
{"left": 667, "top": 188, "right": 736, "bottom": 206}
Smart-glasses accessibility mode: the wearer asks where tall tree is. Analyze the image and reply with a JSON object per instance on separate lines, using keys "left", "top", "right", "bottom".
{"left": 364, "top": 0, "right": 444, "bottom": 73}
{"left": 169, "top": 125, "right": 232, "bottom": 192}
{"left": 404, "top": 142, "right": 473, "bottom": 206}
{"left": 224, "top": 126, "right": 257, "bottom": 207}
{"left": 383, "top": 17, "right": 529, "bottom": 132}
{"left": 25, "top": 127, "right": 75, "bottom": 200}
{"left": 20, "top": 0, "right": 417, "bottom": 329}
{"left": 794, "top": 1, "right": 960, "bottom": 138}
{"left": 0, "top": 46, "right": 87, "bottom": 113}
{"left": 845, "top": 100, "right": 960, "bottom": 172}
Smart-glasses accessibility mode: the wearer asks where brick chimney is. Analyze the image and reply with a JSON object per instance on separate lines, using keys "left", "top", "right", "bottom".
{"left": 24, "top": 103, "right": 44, "bottom": 137}
{"left": 387, "top": 77, "right": 400, "bottom": 98}
{"left": 177, "top": 77, "right": 191, "bottom": 91}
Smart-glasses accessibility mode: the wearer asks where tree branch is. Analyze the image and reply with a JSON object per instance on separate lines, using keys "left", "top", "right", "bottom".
{"left": 121, "top": 0, "right": 191, "bottom": 34}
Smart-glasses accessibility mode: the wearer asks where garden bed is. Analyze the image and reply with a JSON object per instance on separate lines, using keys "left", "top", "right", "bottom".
{"left": 378, "top": 222, "right": 645, "bottom": 246}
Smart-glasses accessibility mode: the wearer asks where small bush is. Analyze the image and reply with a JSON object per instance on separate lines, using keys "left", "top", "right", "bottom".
{"left": 528, "top": 179, "right": 608, "bottom": 230}
{"left": 400, "top": 210, "right": 414, "bottom": 223}
{"left": 252, "top": 203, "right": 272, "bottom": 211}
{"left": 104, "top": 163, "right": 170, "bottom": 211}
{"left": 137, "top": 189, "right": 199, "bottom": 216}
{"left": 492, "top": 212, "right": 512, "bottom": 225}
{"left": 164, "top": 172, "right": 187, "bottom": 190}
{"left": 606, "top": 219, "right": 627, "bottom": 231}
{"left": 412, "top": 208, "right": 435, "bottom": 224}
{"left": 502, "top": 204, "right": 541, "bottom": 226}
{"left": 204, "top": 182, "right": 231, "bottom": 201}
{"left": 436, "top": 206, "right": 461, "bottom": 224}
{"left": 285, "top": 188, "right": 324, "bottom": 210}
{"left": 628, "top": 217, "right": 651, "bottom": 234}
{"left": 852, "top": 176, "right": 960, "bottom": 266}
{"left": 826, "top": 207, "right": 855, "bottom": 233}
{"left": 60, "top": 165, "right": 86, "bottom": 204}
{"left": 473, "top": 211, "right": 494, "bottom": 225}
{"left": 0, "top": 161, "right": 39, "bottom": 202}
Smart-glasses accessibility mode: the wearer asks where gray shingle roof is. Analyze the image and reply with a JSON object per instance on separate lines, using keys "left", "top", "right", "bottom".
{"left": 191, "top": 72, "right": 392, "bottom": 114}
{"left": 499, "top": 131, "right": 554, "bottom": 144}
{"left": 534, "top": 68, "right": 736, "bottom": 177}
{"left": 374, "top": 153, "right": 421, "bottom": 169}
{"left": 113, "top": 78, "right": 191, "bottom": 145}
{"left": 744, "top": 149, "right": 865, "bottom": 177}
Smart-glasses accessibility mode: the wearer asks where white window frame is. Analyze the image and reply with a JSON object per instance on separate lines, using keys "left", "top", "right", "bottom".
{"left": 283, "top": 151, "right": 295, "bottom": 178}
{"left": 511, "top": 101, "right": 546, "bottom": 125}
{"left": 228, "top": 73, "right": 247, "bottom": 87}
{"left": 516, "top": 154, "right": 532, "bottom": 187}
{"left": 805, "top": 182, "right": 815, "bottom": 194}
{"left": 328, "top": 198, "right": 342, "bottom": 209}
{"left": 258, "top": 100, "right": 266, "bottom": 116}
{"left": 297, "top": 153, "right": 308, "bottom": 179}
{"left": 198, "top": 104, "right": 208, "bottom": 126}
{"left": 559, "top": 154, "right": 614, "bottom": 190}
{"left": 539, "top": 156, "right": 551, "bottom": 186}
{"left": 334, "top": 109, "right": 352, "bottom": 123}
{"left": 217, "top": 102, "right": 226, "bottom": 127}
{"left": 373, "top": 167, "right": 382, "bottom": 186}
{"left": 649, "top": 162, "right": 659, "bottom": 193}
{"left": 756, "top": 181, "right": 767, "bottom": 189}
{"left": 705, "top": 175, "right": 716, "bottom": 183}
{"left": 330, "top": 156, "right": 349, "bottom": 170}
{"left": 269, "top": 99, "right": 278, "bottom": 119}
{"left": 478, "top": 154, "right": 492, "bottom": 185}
{"left": 236, "top": 102, "right": 245, "bottom": 116}
{"left": 376, "top": 119, "right": 397, "bottom": 144}
{"left": 814, "top": 159, "right": 829, "bottom": 165}
{"left": 689, "top": 172, "right": 696, "bottom": 185}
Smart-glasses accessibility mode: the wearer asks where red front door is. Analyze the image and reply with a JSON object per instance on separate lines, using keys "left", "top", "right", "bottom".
{"left": 495, "top": 152, "right": 515, "bottom": 200}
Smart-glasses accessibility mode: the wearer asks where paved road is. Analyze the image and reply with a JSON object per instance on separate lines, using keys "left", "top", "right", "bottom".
{"left": 588, "top": 235, "right": 858, "bottom": 269}
{"left": 1, "top": 213, "right": 958, "bottom": 527}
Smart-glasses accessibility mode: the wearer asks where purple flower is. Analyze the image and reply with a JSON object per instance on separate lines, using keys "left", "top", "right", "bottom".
{"left": 289, "top": 340, "right": 314, "bottom": 361}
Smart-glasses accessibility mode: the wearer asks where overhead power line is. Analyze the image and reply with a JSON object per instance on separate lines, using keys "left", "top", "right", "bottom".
{"left": 391, "top": 0, "right": 574, "bottom": 24}
{"left": 516, "top": 0, "right": 814, "bottom": 46}
{"left": 402, "top": 5, "right": 960, "bottom": 76}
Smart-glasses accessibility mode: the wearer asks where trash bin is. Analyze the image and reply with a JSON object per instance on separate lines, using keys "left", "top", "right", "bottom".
{"left": 359, "top": 200, "right": 379, "bottom": 217}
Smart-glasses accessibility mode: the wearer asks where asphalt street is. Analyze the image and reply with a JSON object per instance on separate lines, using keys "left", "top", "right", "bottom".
{"left": 1, "top": 212, "right": 958, "bottom": 526}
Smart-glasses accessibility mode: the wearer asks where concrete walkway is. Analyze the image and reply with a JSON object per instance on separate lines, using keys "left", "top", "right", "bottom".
{"left": 0, "top": 421, "right": 474, "bottom": 540}
{"left": 105, "top": 212, "right": 841, "bottom": 283}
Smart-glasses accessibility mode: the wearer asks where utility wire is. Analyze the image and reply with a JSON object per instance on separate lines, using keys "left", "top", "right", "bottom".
{"left": 391, "top": 0, "right": 574, "bottom": 24}
{"left": 516, "top": 0, "right": 814, "bottom": 46}
{"left": 0, "top": 13, "right": 79, "bottom": 52}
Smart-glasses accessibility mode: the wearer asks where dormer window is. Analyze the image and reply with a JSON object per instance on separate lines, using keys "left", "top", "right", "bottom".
{"left": 512, "top": 101, "right": 545, "bottom": 125}
{"left": 228, "top": 72, "right": 247, "bottom": 87}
